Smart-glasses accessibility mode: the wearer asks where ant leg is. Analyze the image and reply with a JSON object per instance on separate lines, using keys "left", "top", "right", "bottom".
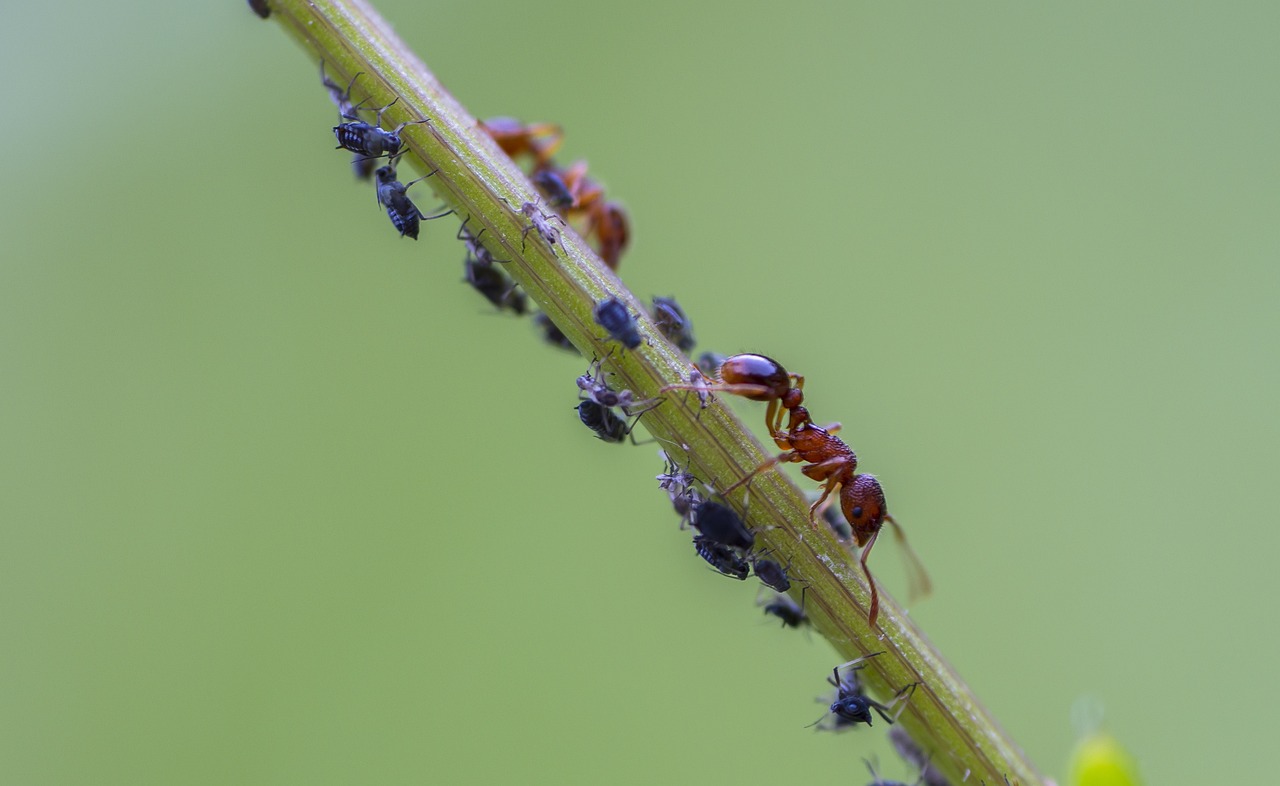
{"left": 884, "top": 514, "right": 933, "bottom": 601}
{"left": 859, "top": 527, "right": 883, "bottom": 626}
{"left": 766, "top": 398, "right": 784, "bottom": 438}
{"left": 722, "top": 451, "right": 794, "bottom": 495}
{"left": 810, "top": 476, "right": 842, "bottom": 526}
{"left": 659, "top": 381, "right": 774, "bottom": 398}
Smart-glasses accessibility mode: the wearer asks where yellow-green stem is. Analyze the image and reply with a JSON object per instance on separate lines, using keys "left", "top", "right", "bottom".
{"left": 264, "top": 1, "right": 1044, "bottom": 783}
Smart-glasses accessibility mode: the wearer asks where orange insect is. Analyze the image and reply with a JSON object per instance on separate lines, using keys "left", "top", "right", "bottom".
{"left": 478, "top": 117, "right": 564, "bottom": 170}
{"left": 663, "top": 353, "right": 929, "bottom": 626}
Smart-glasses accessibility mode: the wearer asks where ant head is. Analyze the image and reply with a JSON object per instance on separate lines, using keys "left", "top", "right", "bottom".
{"left": 841, "top": 474, "right": 886, "bottom": 544}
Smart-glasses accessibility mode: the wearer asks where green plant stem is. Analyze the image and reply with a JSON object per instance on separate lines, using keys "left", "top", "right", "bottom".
{"left": 267, "top": 1, "right": 1045, "bottom": 783}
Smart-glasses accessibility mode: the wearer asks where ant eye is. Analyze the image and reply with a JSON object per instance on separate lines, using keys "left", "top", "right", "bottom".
{"left": 852, "top": 506, "right": 863, "bottom": 519}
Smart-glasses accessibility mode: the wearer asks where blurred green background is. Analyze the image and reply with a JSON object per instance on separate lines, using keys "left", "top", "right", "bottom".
{"left": 2, "top": 1, "right": 1277, "bottom": 783}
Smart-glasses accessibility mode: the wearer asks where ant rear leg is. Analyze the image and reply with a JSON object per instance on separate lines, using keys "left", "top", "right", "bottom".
{"left": 858, "top": 527, "right": 883, "bottom": 626}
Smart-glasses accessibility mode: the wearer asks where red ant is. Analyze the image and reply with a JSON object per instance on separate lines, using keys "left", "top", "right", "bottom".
{"left": 662, "top": 353, "right": 929, "bottom": 626}
{"left": 478, "top": 117, "right": 563, "bottom": 171}
{"left": 536, "top": 160, "right": 631, "bottom": 270}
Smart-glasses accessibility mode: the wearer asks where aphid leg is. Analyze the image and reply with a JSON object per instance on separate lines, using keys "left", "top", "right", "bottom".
{"left": 833, "top": 650, "right": 885, "bottom": 676}
{"left": 372, "top": 96, "right": 400, "bottom": 127}
{"left": 874, "top": 681, "right": 920, "bottom": 724}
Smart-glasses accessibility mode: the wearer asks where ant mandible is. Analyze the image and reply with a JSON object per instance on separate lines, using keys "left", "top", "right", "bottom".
{"left": 661, "top": 353, "right": 929, "bottom": 626}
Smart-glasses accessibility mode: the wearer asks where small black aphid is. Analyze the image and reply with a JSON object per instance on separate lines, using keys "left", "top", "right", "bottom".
{"left": 594, "top": 297, "right": 642, "bottom": 349}
{"left": 457, "top": 218, "right": 503, "bottom": 268}
{"left": 693, "top": 535, "right": 750, "bottom": 580}
{"left": 519, "top": 201, "right": 566, "bottom": 252}
{"left": 651, "top": 296, "right": 696, "bottom": 352}
{"left": 690, "top": 499, "right": 754, "bottom": 552}
{"left": 752, "top": 557, "right": 792, "bottom": 594}
{"left": 576, "top": 400, "right": 629, "bottom": 443}
{"left": 464, "top": 257, "right": 526, "bottom": 315}
{"left": 334, "top": 98, "right": 427, "bottom": 161}
{"left": 657, "top": 453, "right": 701, "bottom": 529}
{"left": 812, "top": 654, "right": 918, "bottom": 731}
{"left": 761, "top": 594, "right": 808, "bottom": 629}
{"left": 576, "top": 356, "right": 660, "bottom": 415}
{"left": 533, "top": 170, "right": 575, "bottom": 209}
{"left": 534, "top": 313, "right": 578, "bottom": 352}
{"left": 247, "top": 0, "right": 270, "bottom": 18}
{"left": 888, "top": 727, "right": 952, "bottom": 786}
{"left": 374, "top": 165, "right": 448, "bottom": 240}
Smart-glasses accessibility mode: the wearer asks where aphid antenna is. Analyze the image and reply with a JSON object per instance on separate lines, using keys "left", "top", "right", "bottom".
{"left": 401, "top": 167, "right": 440, "bottom": 189}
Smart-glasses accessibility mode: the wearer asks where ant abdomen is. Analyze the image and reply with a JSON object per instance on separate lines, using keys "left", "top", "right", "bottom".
{"left": 718, "top": 354, "right": 797, "bottom": 405}
{"left": 842, "top": 474, "right": 887, "bottom": 544}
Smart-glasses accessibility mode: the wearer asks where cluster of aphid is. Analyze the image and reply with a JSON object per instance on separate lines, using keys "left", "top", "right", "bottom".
{"left": 319, "top": 62, "right": 453, "bottom": 240}
{"left": 475, "top": 117, "right": 702, "bottom": 353}
{"left": 248, "top": 16, "right": 955, "bottom": 778}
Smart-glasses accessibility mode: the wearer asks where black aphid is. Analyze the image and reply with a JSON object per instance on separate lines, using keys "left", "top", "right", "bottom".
{"left": 760, "top": 594, "right": 809, "bottom": 629}
{"left": 577, "top": 400, "right": 627, "bottom": 443}
{"left": 651, "top": 295, "right": 696, "bottom": 352}
{"left": 334, "top": 98, "right": 427, "bottom": 162}
{"left": 247, "top": 0, "right": 270, "bottom": 18}
{"left": 752, "top": 557, "right": 792, "bottom": 594}
{"left": 577, "top": 356, "right": 659, "bottom": 415}
{"left": 534, "top": 313, "right": 577, "bottom": 352}
{"left": 533, "top": 170, "right": 575, "bottom": 209}
{"left": 810, "top": 654, "right": 918, "bottom": 731}
{"left": 464, "top": 257, "right": 526, "bottom": 315}
{"left": 690, "top": 499, "right": 754, "bottom": 552}
{"left": 374, "top": 165, "right": 449, "bottom": 240}
{"left": 888, "top": 727, "right": 952, "bottom": 786}
{"left": 693, "top": 535, "right": 750, "bottom": 580}
{"left": 657, "top": 453, "right": 702, "bottom": 529}
{"left": 593, "top": 297, "right": 642, "bottom": 349}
